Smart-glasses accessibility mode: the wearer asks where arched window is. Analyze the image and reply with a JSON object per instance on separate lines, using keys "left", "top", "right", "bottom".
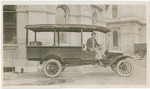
{"left": 113, "top": 30, "right": 118, "bottom": 47}
{"left": 3, "top": 5, "right": 17, "bottom": 44}
{"left": 56, "top": 7, "right": 66, "bottom": 24}
{"left": 56, "top": 7, "right": 67, "bottom": 44}
{"left": 112, "top": 5, "right": 118, "bottom": 18}
{"left": 92, "top": 12, "right": 98, "bottom": 25}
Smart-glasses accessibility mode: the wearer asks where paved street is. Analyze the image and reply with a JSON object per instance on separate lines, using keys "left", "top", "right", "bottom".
{"left": 3, "top": 59, "right": 147, "bottom": 86}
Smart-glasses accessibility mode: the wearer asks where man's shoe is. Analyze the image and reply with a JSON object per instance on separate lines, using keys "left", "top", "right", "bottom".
{"left": 98, "top": 61, "right": 104, "bottom": 67}
{"left": 93, "top": 63, "right": 99, "bottom": 68}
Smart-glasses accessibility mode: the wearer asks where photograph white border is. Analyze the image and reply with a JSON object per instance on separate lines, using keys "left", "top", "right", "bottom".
{"left": 0, "top": 1, "right": 149, "bottom": 88}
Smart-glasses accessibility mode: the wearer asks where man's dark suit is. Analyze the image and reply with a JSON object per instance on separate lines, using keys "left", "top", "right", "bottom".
{"left": 86, "top": 37, "right": 100, "bottom": 51}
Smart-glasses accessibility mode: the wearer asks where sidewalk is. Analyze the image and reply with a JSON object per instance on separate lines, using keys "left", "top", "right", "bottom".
{"left": 3, "top": 72, "right": 46, "bottom": 86}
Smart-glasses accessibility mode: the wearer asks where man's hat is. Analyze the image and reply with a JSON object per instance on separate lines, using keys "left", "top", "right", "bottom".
{"left": 91, "top": 32, "right": 96, "bottom": 35}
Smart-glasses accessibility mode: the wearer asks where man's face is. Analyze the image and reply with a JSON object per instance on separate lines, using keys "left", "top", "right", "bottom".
{"left": 92, "top": 34, "right": 96, "bottom": 38}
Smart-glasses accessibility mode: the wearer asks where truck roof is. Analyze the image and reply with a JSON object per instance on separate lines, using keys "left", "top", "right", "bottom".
{"left": 25, "top": 24, "right": 110, "bottom": 33}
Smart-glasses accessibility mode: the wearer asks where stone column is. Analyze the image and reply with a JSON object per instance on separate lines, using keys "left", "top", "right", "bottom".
{"left": 15, "top": 6, "right": 28, "bottom": 72}
{"left": 27, "top": 6, "right": 48, "bottom": 72}
{"left": 120, "top": 24, "right": 140, "bottom": 55}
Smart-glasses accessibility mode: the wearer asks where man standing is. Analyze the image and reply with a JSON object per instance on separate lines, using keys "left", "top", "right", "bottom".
{"left": 86, "top": 32, "right": 102, "bottom": 60}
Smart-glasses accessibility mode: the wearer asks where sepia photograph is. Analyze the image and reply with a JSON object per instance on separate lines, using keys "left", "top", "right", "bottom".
{"left": 1, "top": 1, "right": 149, "bottom": 88}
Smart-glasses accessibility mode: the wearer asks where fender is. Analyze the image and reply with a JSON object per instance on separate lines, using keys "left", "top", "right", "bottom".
{"left": 108, "top": 55, "right": 133, "bottom": 66}
{"left": 40, "top": 54, "right": 64, "bottom": 65}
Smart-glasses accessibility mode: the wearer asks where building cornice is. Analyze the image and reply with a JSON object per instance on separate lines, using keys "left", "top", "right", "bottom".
{"left": 107, "top": 19, "right": 146, "bottom": 26}
{"left": 16, "top": 9, "right": 57, "bottom": 15}
{"left": 47, "top": 11, "right": 56, "bottom": 14}
{"left": 3, "top": 44, "right": 18, "bottom": 47}
{"left": 120, "top": 33, "right": 140, "bottom": 35}
{"left": 91, "top": 5, "right": 105, "bottom": 11}
{"left": 16, "top": 8, "right": 27, "bottom": 13}
{"left": 27, "top": 10, "right": 47, "bottom": 13}
{"left": 70, "top": 14, "right": 92, "bottom": 18}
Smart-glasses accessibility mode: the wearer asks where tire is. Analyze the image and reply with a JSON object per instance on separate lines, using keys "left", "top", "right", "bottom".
{"left": 42, "top": 61, "right": 46, "bottom": 69}
{"left": 43, "top": 59, "right": 62, "bottom": 78}
{"left": 138, "top": 51, "right": 145, "bottom": 58}
{"left": 116, "top": 59, "right": 134, "bottom": 77}
{"left": 62, "top": 67, "right": 65, "bottom": 72}
{"left": 111, "top": 64, "right": 117, "bottom": 72}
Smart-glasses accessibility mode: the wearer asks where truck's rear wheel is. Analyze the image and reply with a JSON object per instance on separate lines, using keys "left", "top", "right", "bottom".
{"left": 43, "top": 59, "right": 62, "bottom": 78}
{"left": 116, "top": 59, "right": 133, "bottom": 77}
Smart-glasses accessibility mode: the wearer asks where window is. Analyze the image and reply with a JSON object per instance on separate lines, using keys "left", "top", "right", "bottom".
{"left": 3, "top": 5, "right": 17, "bottom": 44}
{"left": 113, "top": 30, "right": 118, "bottom": 47}
{"left": 92, "top": 12, "right": 98, "bottom": 25}
{"left": 112, "top": 5, "right": 118, "bottom": 18}
{"left": 56, "top": 7, "right": 67, "bottom": 44}
{"left": 56, "top": 8, "right": 66, "bottom": 24}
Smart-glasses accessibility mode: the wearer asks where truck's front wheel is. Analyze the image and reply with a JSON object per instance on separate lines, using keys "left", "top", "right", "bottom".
{"left": 43, "top": 59, "right": 62, "bottom": 78}
{"left": 116, "top": 59, "right": 133, "bottom": 77}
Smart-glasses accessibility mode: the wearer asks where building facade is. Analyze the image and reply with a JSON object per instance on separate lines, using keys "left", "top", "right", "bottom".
{"left": 3, "top": 5, "right": 146, "bottom": 72}
{"left": 106, "top": 5, "right": 146, "bottom": 55}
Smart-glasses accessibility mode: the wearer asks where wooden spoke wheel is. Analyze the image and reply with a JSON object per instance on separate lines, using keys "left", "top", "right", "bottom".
{"left": 116, "top": 59, "right": 134, "bottom": 77}
{"left": 43, "top": 59, "right": 62, "bottom": 78}
{"left": 111, "top": 64, "right": 117, "bottom": 72}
